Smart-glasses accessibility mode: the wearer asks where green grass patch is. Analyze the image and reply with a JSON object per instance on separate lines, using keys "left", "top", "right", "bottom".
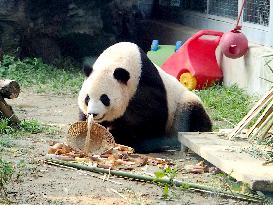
{"left": 0, "top": 55, "right": 84, "bottom": 95}
{"left": 0, "top": 118, "right": 52, "bottom": 135}
{"left": 0, "top": 159, "right": 14, "bottom": 199}
{"left": 0, "top": 118, "right": 13, "bottom": 135}
{"left": 19, "top": 119, "right": 50, "bottom": 134}
{"left": 0, "top": 159, "right": 28, "bottom": 203}
{"left": 196, "top": 84, "right": 256, "bottom": 130}
{"left": 0, "top": 136, "right": 13, "bottom": 150}
{"left": 0, "top": 117, "right": 56, "bottom": 157}
{"left": 0, "top": 118, "right": 57, "bottom": 154}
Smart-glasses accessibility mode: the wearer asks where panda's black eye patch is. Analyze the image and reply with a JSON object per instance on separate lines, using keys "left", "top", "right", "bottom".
{"left": 113, "top": 68, "right": 130, "bottom": 84}
{"left": 85, "top": 95, "right": 90, "bottom": 106}
{"left": 100, "top": 94, "right": 110, "bottom": 106}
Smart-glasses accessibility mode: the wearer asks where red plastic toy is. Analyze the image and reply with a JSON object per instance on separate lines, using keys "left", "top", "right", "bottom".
{"left": 219, "top": 29, "right": 248, "bottom": 59}
{"left": 219, "top": 0, "right": 248, "bottom": 59}
{"left": 161, "top": 30, "right": 224, "bottom": 90}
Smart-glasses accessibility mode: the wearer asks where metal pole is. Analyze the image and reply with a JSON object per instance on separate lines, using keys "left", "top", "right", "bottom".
{"left": 235, "top": 0, "right": 247, "bottom": 30}
{"left": 206, "top": 0, "right": 210, "bottom": 14}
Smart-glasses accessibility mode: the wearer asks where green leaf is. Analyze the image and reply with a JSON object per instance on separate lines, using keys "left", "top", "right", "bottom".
{"left": 162, "top": 185, "right": 169, "bottom": 199}
{"left": 154, "top": 170, "right": 166, "bottom": 179}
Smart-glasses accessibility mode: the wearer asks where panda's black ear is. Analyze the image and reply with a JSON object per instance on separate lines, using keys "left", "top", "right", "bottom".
{"left": 113, "top": 68, "right": 130, "bottom": 84}
{"left": 83, "top": 63, "right": 93, "bottom": 77}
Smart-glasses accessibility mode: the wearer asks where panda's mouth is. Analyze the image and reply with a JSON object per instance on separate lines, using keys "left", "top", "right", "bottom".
{"left": 93, "top": 115, "right": 105, "bottom": 122}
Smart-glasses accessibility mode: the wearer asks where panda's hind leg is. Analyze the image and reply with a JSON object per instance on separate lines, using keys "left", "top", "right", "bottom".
{"left": 174, "top": 101, "right": 212, "bottom": 133}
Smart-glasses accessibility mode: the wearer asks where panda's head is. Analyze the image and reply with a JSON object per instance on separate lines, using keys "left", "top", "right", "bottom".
{"left": 78, "top": 42, "right": 142, "bottom": 123}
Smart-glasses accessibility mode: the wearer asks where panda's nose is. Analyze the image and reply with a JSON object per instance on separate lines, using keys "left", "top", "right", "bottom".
{"left": 88, "top": 113, "right": 98, "bottom": 117}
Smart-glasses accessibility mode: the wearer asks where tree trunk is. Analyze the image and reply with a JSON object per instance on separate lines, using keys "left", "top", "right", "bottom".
{"left": 0, "top": 95, "right": 20, "bottom": 124}
{"left": 0, "top": 79, "right": 21, "bottom": 99}
{"left": 0, "top": 79, "right": 20, "bottom": 124}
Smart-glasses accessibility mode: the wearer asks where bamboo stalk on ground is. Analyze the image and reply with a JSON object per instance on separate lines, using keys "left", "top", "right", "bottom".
{"left": 45, "top": 158, "right": 265, "bottom": 203}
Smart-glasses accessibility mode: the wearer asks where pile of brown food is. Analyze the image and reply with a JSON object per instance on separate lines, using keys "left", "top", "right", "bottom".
{"left": 47, "top": 121, "right": 174, "bottom": 170}
{"left": 47, "top": 142, "right": 173, "bottom": 170}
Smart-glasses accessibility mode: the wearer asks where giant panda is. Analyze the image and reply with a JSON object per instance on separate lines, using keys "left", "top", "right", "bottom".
{"left": 78, "top": 42, "right": 212, "bottom": 153}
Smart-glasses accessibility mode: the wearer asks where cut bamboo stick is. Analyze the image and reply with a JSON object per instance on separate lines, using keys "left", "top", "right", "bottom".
{"left": 228, "top": 88, "right": 273, "bottom": 140}
{"left": 247, "top": 100, "right": 273, "bottom": 139}
{"left": 255, "top": 113, "right": 273, "bottom": 141}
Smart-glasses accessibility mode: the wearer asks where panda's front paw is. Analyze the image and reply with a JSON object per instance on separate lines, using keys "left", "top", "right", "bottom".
{"left": 79, "top": 110, "right": 87, "bottom": 121}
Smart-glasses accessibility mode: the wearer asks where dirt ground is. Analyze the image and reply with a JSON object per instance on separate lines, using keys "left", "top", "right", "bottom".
{"left": 2, "top": 92, "right": 258, "bottom": 205}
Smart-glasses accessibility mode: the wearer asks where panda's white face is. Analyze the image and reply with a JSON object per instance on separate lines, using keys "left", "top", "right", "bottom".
{"left": 80, "top": 69, "right": 129, "bottom": 122}
{"left": 78, "top": 42, "right": 142, "bottom": 122}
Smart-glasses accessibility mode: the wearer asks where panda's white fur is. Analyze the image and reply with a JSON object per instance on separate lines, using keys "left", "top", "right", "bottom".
{"left": 78, "top": 42, "right": 212, "bottom": 152}
{"left": 154, "top": 63, "right": 203, "bottom": 132}
{"left": 78, "top": 42, "right": 142, "bottom": 123}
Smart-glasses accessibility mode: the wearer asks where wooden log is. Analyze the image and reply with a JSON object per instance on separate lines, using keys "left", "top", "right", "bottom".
{"left": 0, "top": 79, "right": 20, "bottom": 99}
{"left": 0, "top": 95, "right": 20, "bottom": 124}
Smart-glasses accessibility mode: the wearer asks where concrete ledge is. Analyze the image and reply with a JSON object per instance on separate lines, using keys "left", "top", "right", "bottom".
{"left": 179, "top": 132, "right": 273, "bottom": 191}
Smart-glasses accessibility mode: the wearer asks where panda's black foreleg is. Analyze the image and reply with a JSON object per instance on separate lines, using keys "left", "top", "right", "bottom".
{"left": 79, "top": 109, "right": 87, "bottom": 121}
